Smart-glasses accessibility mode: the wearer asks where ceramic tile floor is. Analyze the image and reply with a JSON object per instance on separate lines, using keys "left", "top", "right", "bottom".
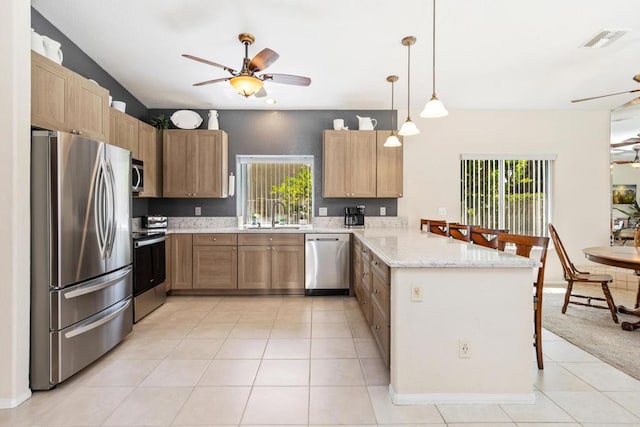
{"left": 2, "top": 294, "right": 640, "bottom": 426}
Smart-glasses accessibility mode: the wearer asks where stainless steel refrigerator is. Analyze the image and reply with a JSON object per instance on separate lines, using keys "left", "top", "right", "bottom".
{"left": 30, "top": 130, "right": 133, "bottom": 390}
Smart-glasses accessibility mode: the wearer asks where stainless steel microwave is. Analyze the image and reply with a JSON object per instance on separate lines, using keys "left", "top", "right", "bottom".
{"left": 132, "top": 159, "right": 144, "bottom": 193}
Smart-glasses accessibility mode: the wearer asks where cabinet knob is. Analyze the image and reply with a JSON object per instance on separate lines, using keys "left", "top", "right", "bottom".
{"left": 269, "top": 237, "right": 273, "bottom": 241}
{"left": 398, "top": 193, "right": 403, "bottom": 197}
{"left": 375, "top": 325, "right": 380, "bottom": 330}
{"left": 213, "top": 238, "right": 216, "bottom": 241}
{"left": 233, "top": 247, "right": 236, "bottom": 250}
{"left": 71, "top": 129, "right": 82, "bottom": 135}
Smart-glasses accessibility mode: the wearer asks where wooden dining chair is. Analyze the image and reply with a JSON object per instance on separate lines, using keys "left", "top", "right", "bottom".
{"left": 497, "top": 232, "right": 550, "bottom": 370}
{"left": 633, "top": 228, "right": 640, "bottom": 309}
{"left": 548, "top": 224, "right": 619, "bottom": 323}
{"left": 470, "top": 226, "right": 505, "bottom": 249}
{"left": 420, "top": 219, "right": 448, "bottom": 236}
{"left": 448, "top": 223, "right": 471, "bottom": 242}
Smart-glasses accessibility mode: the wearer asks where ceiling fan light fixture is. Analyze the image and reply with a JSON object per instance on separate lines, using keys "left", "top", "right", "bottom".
{"left": 230, "top": 75, "right": 264, "bottom": 97}
{"left": 420, "top": 94, "right": 448, "bottom": 118}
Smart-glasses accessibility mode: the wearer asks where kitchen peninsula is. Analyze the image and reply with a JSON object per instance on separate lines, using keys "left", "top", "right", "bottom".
{"left": 164, "top": 221, "right": 539, "bottom": 404}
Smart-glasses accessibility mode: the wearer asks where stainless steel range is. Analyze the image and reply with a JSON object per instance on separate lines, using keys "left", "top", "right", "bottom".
{"left": 132, "top": 229, "right": 167, "bottom": 322}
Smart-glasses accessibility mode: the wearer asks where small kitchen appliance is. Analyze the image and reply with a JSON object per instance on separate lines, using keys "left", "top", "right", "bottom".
{"left": 344, "top": 206, "right": 365, "bottom": 228}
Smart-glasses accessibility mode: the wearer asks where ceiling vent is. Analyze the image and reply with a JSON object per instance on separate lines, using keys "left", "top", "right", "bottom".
{"left": 582, "top": 29, "right": 628, "bottom": 48}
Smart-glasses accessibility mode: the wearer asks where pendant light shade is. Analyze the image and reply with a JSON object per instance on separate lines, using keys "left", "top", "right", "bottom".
{"left": 384, "top": 75, "right": 402, "bottom": 147}
{"left": 420, "top": 0, "right": 448, "bottom": 118}
{"left": 399, "top": 36, "right": 420, "bottom": 136}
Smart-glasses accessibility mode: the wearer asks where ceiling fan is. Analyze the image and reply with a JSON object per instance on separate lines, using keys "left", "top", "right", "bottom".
{"left": 612, "top": 133, "right": 640, "bottom": 148}
{"left": 571, "top": 73, "right": 640, "bottom": 103}
{"left": 182, "top": 33, "right": 311, "bottom": 98}
{"left": 612, "top": 145, "right": 640, "bottom": 167}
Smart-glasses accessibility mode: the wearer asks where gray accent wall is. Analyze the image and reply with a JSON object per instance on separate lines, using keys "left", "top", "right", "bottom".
{"left": 147, "top": 109, "right": 399, "bottom": 217}
{"left": 31, "top": 8, "right": 148, "bottom": 121}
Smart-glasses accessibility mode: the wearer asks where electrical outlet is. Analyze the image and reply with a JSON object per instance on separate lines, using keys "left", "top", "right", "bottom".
{"left": 318, "top": 207, "right": 328, "bottom": 216}
{"left": 438, "top": 207, "right": 447, "bottom": 216}
{"left": 459, "top": 339, "right": 471, "bottom": 358}
{"left": 411, "top": 285, "right": 423, "bottom": 302}
{"left": 195, "top": 206, "right": 202, "bottom": 216}
{"left": 380, "top": 207, "right": 387, "bottom": 216}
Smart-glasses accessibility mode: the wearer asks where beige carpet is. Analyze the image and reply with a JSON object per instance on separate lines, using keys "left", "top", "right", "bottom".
{"left": 542, "top": 284, "right": 640, "bottom": 380}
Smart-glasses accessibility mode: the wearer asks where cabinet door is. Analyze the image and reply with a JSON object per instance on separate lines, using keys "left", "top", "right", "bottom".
{"left": 165, "top": 235, "right": 172, "bottom": 292}
{"left": 192, "top": 130, "right": 227, "bottom": 197}
{"left": 349, "top": 131, "right": 377, "bottom": 197}
{"left": 170, "top": 234, "right": 193, "bottom": 289}
{"left": 238, "top": 246, "right": 271, "bottom": 289}
{"left": 322, "top": 130, "right": 350, "bottom": 197}
{"left": 271, "top": 245, "right": 304, "bottom": 289}
{"left": 69, "top": 73, "right": 109, "bottom": 141}
{"left": 193, "top": 245, "right": 238, "bottom": 289}
{"left": 138, "top": 122, "right": 160, "bottom": 197}
{"left": 31, "top": 52, "right": 71, "bottom": 132}
{"left": 163, "top": 130, "right": 190, "bottom": 197}
{"left": 376, "top": 131, "right": 403, "bottom": 197}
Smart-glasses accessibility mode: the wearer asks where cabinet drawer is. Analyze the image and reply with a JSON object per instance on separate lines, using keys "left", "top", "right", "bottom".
{"left": 371, "top": 270, "right": 390, "bottom": 319}
{"left": 193, "top": 233, "right": 237, "bottom": 246}
{"left": 359, "top": 288, "right": 372, "bottom": 324}
{"left": 370, "top": 253, "right": 390, "bottom": 283}
{"left": 371, "top": 299, "right": 390, "bottom": 366}
{"left": 361, "top": 260, "right": 371, "bottom": 292}
{"left": 238, "top": 233, "right": 304, "bottom": 246}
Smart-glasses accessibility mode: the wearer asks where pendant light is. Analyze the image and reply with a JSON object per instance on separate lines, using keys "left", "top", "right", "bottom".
{"left": 399, "top": 36, "right": 420, "bottom": 136}
{"left": 384, "top": 75, "right": 402, "bottom": 147}
{"left": 420, "top": 0, "right": 448, "bottom": 118}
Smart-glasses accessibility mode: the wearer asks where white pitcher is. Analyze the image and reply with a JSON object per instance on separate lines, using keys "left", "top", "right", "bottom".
{"left": 41, "top": 36, "right": 63, "bottom": 64}
{"left": 356, "top": 115, "right": 377, "bottom": 130}
{"left": 207, "top": 110, "right": 219, "bottom": 130}
{"left": 31, "top": 29, "right": 46, "bottom": 56}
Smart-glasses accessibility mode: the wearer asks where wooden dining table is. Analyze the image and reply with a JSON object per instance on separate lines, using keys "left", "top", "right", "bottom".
{"left": 583, "top": 246, "right": 640, "bottom": 331}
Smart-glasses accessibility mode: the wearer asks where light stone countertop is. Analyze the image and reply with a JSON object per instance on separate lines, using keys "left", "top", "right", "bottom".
{"left": 165, "top": 225, "right": 538, "bottom": 269}
{"left": 351, "top": 228, "right": 539, "bottom": 269}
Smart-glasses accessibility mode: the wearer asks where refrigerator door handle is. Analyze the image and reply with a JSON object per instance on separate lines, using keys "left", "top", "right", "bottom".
{"left": 104, "top": 160, "right": 117, "bottom": 257}
{"left": 94, "top": 159, "right": 106, "bottom": 258}
{"left": 63, "top": 266, "right": 132, "bottom": 299}
{"left": 63, "top": 298, "right": 132, "bottom": 339}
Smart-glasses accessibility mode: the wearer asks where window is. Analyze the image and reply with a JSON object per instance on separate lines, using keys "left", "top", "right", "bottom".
{"left": 461, "top": 154, "right": 555, "bottom": 236}
{"left": 236, "top": 155, "right": 313, "bottom": 226}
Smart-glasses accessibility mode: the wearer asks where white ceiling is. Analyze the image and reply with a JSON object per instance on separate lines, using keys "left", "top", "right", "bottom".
{"left": 32, "top": 0, "right": 640, "bottom": 140}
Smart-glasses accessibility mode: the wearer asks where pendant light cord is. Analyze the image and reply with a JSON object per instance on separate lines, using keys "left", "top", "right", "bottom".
{"left": 391, "top": 79, "right": 395, "bottom": 131}
{"left": 432, "top": 0, "right": 437, "bottom": 97}
{"left": 407, "top": 42, "right": 412, "bottom": 120}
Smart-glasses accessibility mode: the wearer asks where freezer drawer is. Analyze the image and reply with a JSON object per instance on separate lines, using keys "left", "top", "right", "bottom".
{"left": 50, "top": 266, "right": 132, "bottom": 330}
{"left": 50, "top": 296, "right": 133, "bottom": 385}
{"left": 305, "top": 233, "right": 350, "bottom": 295}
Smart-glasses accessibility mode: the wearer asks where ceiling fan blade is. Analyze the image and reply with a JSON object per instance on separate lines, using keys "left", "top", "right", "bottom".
{"left": 253, "top": 87, "right": 268, "bottom": 98}
{"left": 571, "top": 89, "right": 640, "bottom": 103}
{"left": 616, "top": 96, "right": 640, "bottom": 110}
{"left": 182, "top": 54, "right": 237, "bottom": 74}
{"left": 612, "top": 160, "right": 633, "bottom": 164}
{"left": 193, "top": 77, "right": 230, "bottom": 87}
{"left": 248, "top": 48, "right": 279, "bottom": 73}
{"left": 611, "top": 139, "right": 640, "bottom": 148}
{"left": 262, "top": 73, "right": 311, "bottom": 86}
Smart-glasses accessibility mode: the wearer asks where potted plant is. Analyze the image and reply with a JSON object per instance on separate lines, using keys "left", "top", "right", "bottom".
{"left": 149, "top": 114, "right": 170, "bottom": 130}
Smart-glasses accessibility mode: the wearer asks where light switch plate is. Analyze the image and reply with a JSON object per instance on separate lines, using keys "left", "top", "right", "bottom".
{"left": 318, "top": 207, "right": 328, "bottom": 216}
{"left": 438, "top": 207, "right": 447, "bottom": 216}
{"left": 195, "top": 206, "right": 202, "bottom": 216}
{"left": 380, "top": 207, "right": 387, "bottom": 216}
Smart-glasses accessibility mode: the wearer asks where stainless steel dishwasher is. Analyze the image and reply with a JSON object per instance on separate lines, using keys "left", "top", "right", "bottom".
{"left": 305, "top": 234, "right": 350, "bottom": 295}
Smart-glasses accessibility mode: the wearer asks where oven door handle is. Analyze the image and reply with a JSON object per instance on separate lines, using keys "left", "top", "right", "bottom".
{"left": 134, "top": 235, "right": 167, "bottom": 248}
{"left": 64, "top": 266, "right": 132, "bottom": 299}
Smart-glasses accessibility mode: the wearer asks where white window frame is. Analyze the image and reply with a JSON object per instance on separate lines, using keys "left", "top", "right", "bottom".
{"left": 460, "top": 153, "right": 556, "bottom": 236}
{"left": 236, "top": 155, "right": 314, "bottom": 225}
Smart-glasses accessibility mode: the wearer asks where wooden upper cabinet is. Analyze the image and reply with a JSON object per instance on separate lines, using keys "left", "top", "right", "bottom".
{"left": 323, "top": 130, "right": 349, "bottom": 197}
{"left": 323, "top": 130, "right": 376, "bottom": 198}
{"left": 349, "top": 131, "right": 377, "bottom": 197}
{"left": 137, "top": 122, "right": 161, "bottom": 198}
{"left": 109, "top": 108, "right": 138, "bottom": 157}
{"left": 376, "top": 130, "right": 403, "bottom": 198}
{"left": 31, "top": 52, "right": 109, "bottom": 142}
{"left": 163, "top": 129, "right": 229, "bottom": 198}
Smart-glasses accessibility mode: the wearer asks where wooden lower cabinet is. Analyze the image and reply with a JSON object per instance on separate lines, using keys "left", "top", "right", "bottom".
{"left": 237, "top": 234, "right": 305, "bottom": 290}
{"left": 352, "top": 237, "right": 391, "bottom": 366}
{"left": 193, "top": 246, "right": 238, "bottom": 289}
{"left": 170, "top": 234, "right": 193, "bottom": 289}
{"left": 165, "top": 235, "right": 172, "bottom": 292}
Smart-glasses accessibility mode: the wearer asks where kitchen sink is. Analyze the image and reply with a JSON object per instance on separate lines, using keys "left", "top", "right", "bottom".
{"left": 243, "top": 224, "right": 302, "bottom": 230}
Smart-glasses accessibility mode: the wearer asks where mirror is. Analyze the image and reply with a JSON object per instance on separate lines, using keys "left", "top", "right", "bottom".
{"left": 610, "top": 102, "right": 640, "bottom": 245}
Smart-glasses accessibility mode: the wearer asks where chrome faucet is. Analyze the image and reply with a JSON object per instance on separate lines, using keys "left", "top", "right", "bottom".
{"left": 271, "top": 201, "right": 287, "bottom": 227}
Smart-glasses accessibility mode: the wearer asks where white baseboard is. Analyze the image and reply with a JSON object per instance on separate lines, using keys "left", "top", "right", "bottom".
{"left": 389, "top": 385, "right": 535, "bottom": 405}
{"left": 0, "top": 389, "right": 32, "bottom": 409}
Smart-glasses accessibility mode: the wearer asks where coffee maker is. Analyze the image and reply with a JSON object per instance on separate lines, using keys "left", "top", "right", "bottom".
{"left": 344, "top": 206, "right": 365, "bottom": 228}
